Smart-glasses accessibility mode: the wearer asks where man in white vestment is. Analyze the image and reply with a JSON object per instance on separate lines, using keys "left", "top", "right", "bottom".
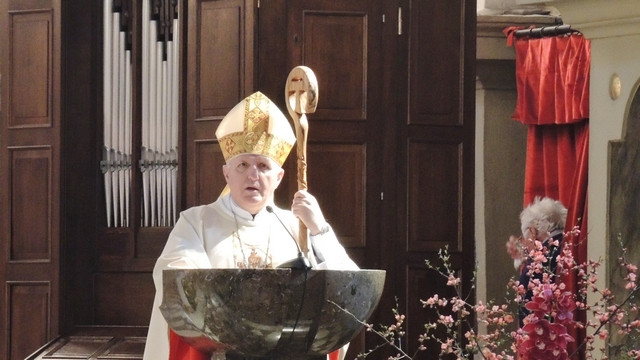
{"left": 143, "top": 91, "right": 358, "bottom": 360}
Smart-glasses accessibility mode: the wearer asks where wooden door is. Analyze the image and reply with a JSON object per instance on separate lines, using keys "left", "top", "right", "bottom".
{"left": 185, "top": 0, "right": 256, "bottom": 207}
{"left": 396, "top": 1, "right": 477, "bottom": 358}
{"left": 283, "top": 0, "right": 386, "bottom": 268}
{"left": 256, "top": 0, "right": 476, "bottom": 358}
{"left": 0, "top": 0, "right": 62, "bottom": 359}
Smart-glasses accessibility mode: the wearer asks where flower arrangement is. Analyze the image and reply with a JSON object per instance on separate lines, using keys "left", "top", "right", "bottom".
{"left": 342, "top": 228, "right": 640, "bottom": 360}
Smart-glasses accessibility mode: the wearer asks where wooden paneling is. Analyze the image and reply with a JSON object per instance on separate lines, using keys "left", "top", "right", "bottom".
{"left": 407, "top": 140, "right": 463, "bottom": 252}
{"left": 285, "top": 0, "right": 384, "bottom": 259}
{"left": 405, "top": 264, "right": 460, "bottom": 359}
{"left": 58, "top": 0, "right": 103, "bottom": 335}
{"left": 9, "top": 147, "right": 51, "bottom": 261}
{"left": 7, "top": 282, "right": 50, "bottom": 360}
{"left": 186, "top": 0, "right": 255, "bottom": 208}
{"left": 409, "top": 0, "right": 464, "bottom": 126}
{"left": 93, "top": 273, "right": 154, "bottom": 326}
{"left": 394, "top": 2, "right": 476, "bottom": 357}
{"left": 191, "top": 0, "right": 255, "bottom": 120}
{"left": 194, "top": 139, "right": 226, "bottom": 205}
{"left": 99, "top": 337, "right": 146, "bottom": 359}
{"left": 96, "top": 228, "right": 131, "bottom": 259}
{"left": 301, "top": 11, "right": 367, "bottom": 121}
{"left": 25, "top": 336, "right": 145, "bottom": 360}
{"left": 197, "top": 1, "right": 246, "bottom": 118}
{"left": 1, "top": 0, "right": 60, "bottom": 357}
{"left": 307, "top": 143, "right": 365, "bottom": 248}
{"left": 282, "top": 2, "right": 387, "bottom": 357}
{"left": 8, "top": 10, "right": 52, "bottom": 128}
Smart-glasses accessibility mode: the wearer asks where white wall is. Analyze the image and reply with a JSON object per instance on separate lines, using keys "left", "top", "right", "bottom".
{"left": 475, "top": 60, "right": 527, "bottom": 306}
{"left": 475, "top": 11, "right": 554, "bottom": 307}
{"left": 554, "top": 0, "right": 640, "bottom": 316}
{"left": 478, "top": 0, "right": 560, "bottom": 15}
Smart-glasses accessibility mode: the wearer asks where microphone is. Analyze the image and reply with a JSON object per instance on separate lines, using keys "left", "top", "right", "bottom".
{"left": 266, "top": 205, "right": 312, "bottom": 270}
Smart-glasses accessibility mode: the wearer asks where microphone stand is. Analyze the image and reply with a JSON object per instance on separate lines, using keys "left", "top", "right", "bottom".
{"left": 266, "top": 206, "right": 311, "bottom": 270}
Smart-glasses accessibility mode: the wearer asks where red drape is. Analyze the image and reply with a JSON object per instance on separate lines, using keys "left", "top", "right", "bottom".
{"left": 504, "top": 27, "right": 590, "bottom": 359}
{"left": 169, "top": 330, "right": 342, "bottom": 360}
{"left": 169, "top": 331, "right": 209, "bottom": 360}
{"left": 505, "top": 27, "right": 590, "bottom": 127}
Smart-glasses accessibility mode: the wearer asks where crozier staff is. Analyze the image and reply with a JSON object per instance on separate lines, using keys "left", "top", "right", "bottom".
{"left": 143, "top": 91, "right": 358, "bottom": 360}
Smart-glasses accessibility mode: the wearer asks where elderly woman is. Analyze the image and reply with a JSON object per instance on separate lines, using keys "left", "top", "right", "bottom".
{"left": 511, "top": 196, "right": 567, "bottom": 325}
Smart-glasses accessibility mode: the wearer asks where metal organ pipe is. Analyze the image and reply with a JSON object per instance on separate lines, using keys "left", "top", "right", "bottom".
{"left": 142, "top": 0, "right": 180, "bottom": 227}
{"left": 102, "top": 0, "right": 180, "bottom": 228}
{"left": 102, "top": 0, "right": 113, "bottom": 228}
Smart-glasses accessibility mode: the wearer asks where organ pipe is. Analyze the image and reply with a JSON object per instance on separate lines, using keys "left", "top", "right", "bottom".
{"left": 102, "top": 0, "right": 180, "bottom": 228}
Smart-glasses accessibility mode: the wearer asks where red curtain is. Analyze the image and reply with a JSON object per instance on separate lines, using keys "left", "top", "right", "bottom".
{"left": 169, "top": 331, "right": 209, "bottom": 360}
{"left": 169, "top": 330, "right": 342, "bottom": 360}
{"left": 505, "top": 28, "right": 590, "bottom": 127}
{"left": 504, "top": 27, "right": 590, "bottom": 359}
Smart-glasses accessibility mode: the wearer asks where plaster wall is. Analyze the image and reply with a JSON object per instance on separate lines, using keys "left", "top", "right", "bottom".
{"left": 475, "top": 13, "right": 556, "bottom": 306}
{"left": 588, "top": 34, "right": 640, "bottom": 276}
{"left": 475, "top": 59, "right": 526, "bottom": 305}
{"left": 553, "top": 0, "right": 640, "bottom": 326}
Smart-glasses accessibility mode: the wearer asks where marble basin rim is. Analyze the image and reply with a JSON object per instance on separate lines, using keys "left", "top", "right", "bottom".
{"left": 160, "top": 268, "right": 386, "bottom": 359}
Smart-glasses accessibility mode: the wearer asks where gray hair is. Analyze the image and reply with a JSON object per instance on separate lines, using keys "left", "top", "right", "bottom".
{"left": 520, "top": 196, "right": 567, "bottom": 239}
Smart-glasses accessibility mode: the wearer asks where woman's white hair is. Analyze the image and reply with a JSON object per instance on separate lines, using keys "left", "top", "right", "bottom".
{"left": 520, "top": 196, "right": 567, "bottom": 239}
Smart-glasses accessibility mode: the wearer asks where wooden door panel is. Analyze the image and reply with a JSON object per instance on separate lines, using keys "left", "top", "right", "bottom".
{"left": 8, "top": 147, "right": 52, "bottom": 261}
{"left": 407, "top": 140, "right": 463, "bottom": 252}
{"left": 287, "top": 0, "right": 377, "bottom": 125}
{"left": 282, "top": 1, "right": 386, "bottom": 358}
{"left": 398, "top": 1, "right": 476, "bottom": 358}
{"left": 409, "top": 0, "right": 465, "bottom": 126}
{"left": 193, "top": 140, "right": 226, "bottom": 205}
{"left": 0, "top": 0, "right": 60, "bottom": 358}
{"left": 8, "top": 10, "right": 53, "bottom": 128}
{"left": 185, "top": 0, "right": 255, "bottom": 208}
{"left": 307, "top": 143, "right": 366, "bottom": 250}
{"left": 406, "top": 264, "right": 461, "bottom": 360}
{"left": 7, "top": 283, "right": 51, "bottom": 360}
{"left": 285, "top": 0, "right": 383, "bottom": 264}
{"left": 93, "top": 273, "right": 155, "bottom": 326}
{"left": 299, "top": 12, "right": 367, "bottom": 121}
{"left": 197, "top": 1, "right": 249, "bottom": 118}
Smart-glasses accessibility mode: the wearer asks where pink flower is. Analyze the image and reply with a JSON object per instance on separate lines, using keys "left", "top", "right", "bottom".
{"left": 555, "top": 292, "right": 577, "bottom": 324}
{"left": 476, "top": 301, "right": 487, "bottom": 314}
{"left": 525, "top": 286, "right": 554, "bottom": 316}
{"left": 439, "top": 314, "right": 454, "bottom": 325}
{"left": 423, "top": 295, "right": 438, "bottom": 307}
{"left": 519, "top": 319, "right": 574, "bottom": 360}
{"left": 598, "top": 329, "right": 609, "bottom": 340}
{"left": 447, "top": 274, "right": 461, "bottom": 286}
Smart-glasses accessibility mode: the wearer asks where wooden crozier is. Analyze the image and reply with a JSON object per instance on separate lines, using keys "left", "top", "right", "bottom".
{"left": 285, "top": 66, "right": 318, "bottom": 254}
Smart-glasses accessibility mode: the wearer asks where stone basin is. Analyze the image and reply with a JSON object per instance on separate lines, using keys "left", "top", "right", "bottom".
{"left": 160, "top": 268, "right": 386, "bottom": 359}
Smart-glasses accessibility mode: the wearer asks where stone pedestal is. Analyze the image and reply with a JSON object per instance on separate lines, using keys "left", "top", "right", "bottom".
{"left": 161, "top": 268, "right": 385, "bottom": 360}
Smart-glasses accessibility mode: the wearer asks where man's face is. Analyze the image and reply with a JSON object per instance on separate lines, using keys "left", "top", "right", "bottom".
{"left": 223, "top": 154, "right": 284, "bottom": 214}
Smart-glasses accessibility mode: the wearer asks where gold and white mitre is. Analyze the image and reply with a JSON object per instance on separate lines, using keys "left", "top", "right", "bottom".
{"left": 215, "top": 91, "right": 295, "bottom": 166}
